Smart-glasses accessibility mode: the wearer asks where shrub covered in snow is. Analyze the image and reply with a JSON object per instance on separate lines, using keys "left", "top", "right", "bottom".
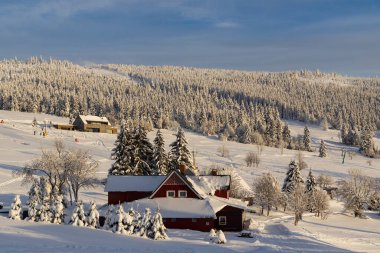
{"left": 216, "top": 230, "right": 227, "bottom": 244}
{"left": 138, "top": 208, "right": 153, "bottom": 237}
{"left": 39, "top": 199, "right": 51, "bottom": 222}
{"left": 123, "top": 208, "right": 135, "bottom": 234}
{"left": 70, "top": 201, "right": 86, "bottom": 226}
{"left": 209, "top": 229, "right": 217, "bottom": 242}
{"left": 103, "top": 205, "right": 115, "bottom": 230}
{"left": 9, "top": 195, "right": 23, "bottom": 220}
{"left": 26, "top": 197, "right": 38, "bottom": 222}
{"left": 87, "top": 201, "right": 99, "bottom": 228}
{"left": 149, "top": 209, "right": 168, "bottom": 240}
{"left": 112, "top": 204, "right": 127, "bottom": 234}
{"left": 52, "top": 195, "right": 64, "bottom": 224}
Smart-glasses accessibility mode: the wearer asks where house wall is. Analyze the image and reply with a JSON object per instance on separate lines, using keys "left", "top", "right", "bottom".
{"left": 162, "top": 218, "right": 215, "bottom": 232}
{"left": 152, "top": 185, "right": 199, "bottom": 198}
{"left": 214, "top": 190, "right": 229, "bottom": 199}
{"left": 215, "top": 206, "right": 244, "bottom": 231}
{"left": 108, "top": 192, "right": 152, "bottom": 204}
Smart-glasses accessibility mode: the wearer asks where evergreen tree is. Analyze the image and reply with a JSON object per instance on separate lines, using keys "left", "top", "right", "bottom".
{"left": 303, "top": 126, "right": 312, "bottom": 151}
{"left": 319, "top": 140, "right": 327, "bottom": 158}
{"left": 139, "top": 208, "right": 153, "bottom": 237}
{"left": 359, "top": 128, "right": 375, "bottom": 157}
{"left": 282, "top": 160, "right": 304, "bottom": 193}
{"left": 153, "top": 129, "right": 169, "bottom": 175}
{"left": 282, "top": 123, "right": 291, "bottom": 147}
{"left": 70, "top": 201, "right": 86, "bottom": 226}
{"left": 169, "top": 128, "right": 192, "bottom": 170}
{"left": 109, "top": 122, "right": 132, "bottom": 175}
{"left": 305, "top": 170, "right": 317, "bottom": 193}
{"left": 133, "top": 126, "right": 155, "bottom": 175}
{"left": 87, "top": 201, "right": 99, "bottom": 228}
{"left": 124, "top": 208, "right": 135, "bottom": 235}
{"left": 103, "top": 205, "right": 115, "bottom": 230}
{"left": 28, "top": 179, "right": 41, "bottom": 206}
{"left": 27, "top": 196, "right": 38, "bottom": 222}
{"left": 148, "top": 208, "right": 168, "bottom": 240}
{"left": 51, "top": 195, "right": 64, "bottom": 224}
{"left": 9, "top": 195, "right": 23, "bottom": 220}
{"left": 38, "top": 199, "right": 51, "bottom": 222}
{"left": 112, "top": 204, "right": 127, "bottom": 234}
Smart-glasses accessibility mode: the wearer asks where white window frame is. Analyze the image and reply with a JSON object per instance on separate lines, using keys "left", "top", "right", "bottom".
{"left": 178, "top": 190, "right": 187, "bottom": 198}
{"left": 219, "top": 216, "right": 227, "bottom": 225}
{"left": 166, "top": 190, "right": 175, "bottom": 198}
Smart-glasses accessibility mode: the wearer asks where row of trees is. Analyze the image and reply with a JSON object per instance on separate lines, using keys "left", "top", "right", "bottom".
{"left": 341, "top": 125, "right": 378, "bottom": 157}
{"left": 109, "top": 124, "right": 192, "bottom": 176}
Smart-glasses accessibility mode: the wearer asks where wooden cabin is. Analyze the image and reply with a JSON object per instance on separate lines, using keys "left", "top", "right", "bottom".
{"left": 73, "top": 115, "right": 117, "bottom": 134}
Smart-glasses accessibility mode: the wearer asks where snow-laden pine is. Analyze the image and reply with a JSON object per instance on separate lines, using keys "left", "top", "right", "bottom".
{"left": 87, "top": 201, "right": 99, "bottom": 228}
{"left": 9, "top": 195, "right": 23, "bottom": 220}
{"left": 70, "top": 201, "right": 86, "bottom": 226}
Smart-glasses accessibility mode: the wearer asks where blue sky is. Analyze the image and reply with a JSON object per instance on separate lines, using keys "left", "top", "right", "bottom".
{"left": 0, "top": 0, "right": 379, "bottom": 76}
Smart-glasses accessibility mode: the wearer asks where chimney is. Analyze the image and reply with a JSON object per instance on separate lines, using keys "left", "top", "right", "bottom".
{"left": 179, "top": 164, "right": 186, "bottom": 174}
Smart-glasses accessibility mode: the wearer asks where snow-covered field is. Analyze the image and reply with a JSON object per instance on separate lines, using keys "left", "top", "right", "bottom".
{"left": 0, "top": 110, "right": 379, "bottom": 252}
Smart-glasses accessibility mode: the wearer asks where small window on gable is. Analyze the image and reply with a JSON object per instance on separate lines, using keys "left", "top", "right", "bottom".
{"left": 179, "top": 190, "right": 187, "bottom": 198}
{"left": 166, "top": 190, "right": 175, "bottom": 198}
{"left": 219, "top": 216, "right": 227, "bottom": 225}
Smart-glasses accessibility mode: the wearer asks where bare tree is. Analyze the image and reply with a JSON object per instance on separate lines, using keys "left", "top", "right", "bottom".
{"left": 289, "top": 183, "right": 308, "bottom": 226}
{"left": 217, "top": 144, "right": 230, "bottom": 158}
{"left": 312, "top": 188, "right": 330, "bottom": 219}
{"left": 253, "top": 173, "right": 281, "bottom": 216}
{"left": 296, "top": 151, "right": 308, "bottom": 170}
{"left": 245, "top": 152, "right": 260, "bottom": 167}
{"left": 338, "top": 169, "right": 376, "bottom": 218}
{"left": 65, "top": 150, "right": 99, "bottom": 203}
{"left": 316, "top": 174, "right": 334, "bottom": 189}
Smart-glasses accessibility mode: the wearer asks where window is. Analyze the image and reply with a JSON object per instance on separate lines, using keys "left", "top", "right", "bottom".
{"left": 206, "top": 222, "right": 210, "bottom": 226}
{"left": 166, "top": 190, "right": 175, "bottom": 198}
{"left": 219, "top": 216, "right": 227, "bottom": 225}
{"left": 192, "top": 218, "right": 197, "bottom": 223}
{"left": 178, "top": 190, "right": 187, "bottom": 198}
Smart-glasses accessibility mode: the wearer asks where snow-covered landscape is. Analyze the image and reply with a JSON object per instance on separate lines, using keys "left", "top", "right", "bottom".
{"left": 1, "top": 110, "right": 379, "bottom": 253}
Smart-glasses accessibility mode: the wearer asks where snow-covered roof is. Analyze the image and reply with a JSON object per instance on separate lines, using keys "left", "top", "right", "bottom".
{"left": 123, "top": 198, "right": 217, "bottom": 219}
{"left": 207, "top": 196, "right": 247, "bottom": 213}
{"left": 78, "top": 115, "right": 110, "bottom": 125}
{"left": 187, "top": 175, "right": 230, "bottom": 197}
{"left": 105, "top": 176, "right": 166, "bottom": 192}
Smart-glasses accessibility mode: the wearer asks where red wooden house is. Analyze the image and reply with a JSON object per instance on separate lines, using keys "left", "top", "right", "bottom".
{"left": 105, "top": 167, "right": 246, "bottom": 232}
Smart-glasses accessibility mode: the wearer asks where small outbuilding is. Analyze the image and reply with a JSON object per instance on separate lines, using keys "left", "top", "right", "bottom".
{"left": 73, "top": 115, "right": 117, "bottom": 134}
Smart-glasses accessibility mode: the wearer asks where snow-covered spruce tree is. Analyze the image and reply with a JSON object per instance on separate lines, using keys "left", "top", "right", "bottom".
{"left": 282, "top": 160, "right": 304, "bottom": 193}
{"left": 38, "top": 198, "right": 51, "bottom": 222}
{"left": 52, "top": 195, "right": 64, "bottom": 224}
{"left": 253, "top": 172, "right": 281, "bottom": 216}
{"left": 303, "top": 126, "right": 312, "bottom": 152}
{"left": 123, "top": 208, "right": 135, "bottom": 235}
{"left": 87, "top": 201, "right": 99, "bottom": 228}
{"left": 359, "top": 128, "right": 375, "bottom": 157}
{"left": 153, "top": 129, "right": 169, "bottom": 175}
{"left": 39, "top": 177, "right": 52, "bottom": 204}
{"left": 70, "top": 201, "right": 86, "bottom": 226}
{"left": 28, "top": 179, "right": 41, "bottom": 204}
{"left": 148, "top": 208, "right": 168, "bottom": 240}
{"left": 133, "top": 126, "right": 155, "bottom": 175}
{"left": 319, "top": 140, "right": 327, "bottom": 158}
{"left": 27, "top": 195, "right": 38, "bottom": 222}
{"left": 112, "top": 204, "right": 127, "bottom": 234}
{"left": 102, "top": 205, "right": 115, "bottom": 230}
{"left": 109, "top": 121, "right": 132, "bottom": 175}
{"left": 169, "top": 128, "right": 192, "bottom": 170}
{"left": 9, "top": 195, "right": 23, "bottom": 220}
{"left": 138, "top": 208, "right": 153, "bottom": 237}
{"left": 282, "top": 123, "right": 291, "bottom": 148}
{"left": 305, "top": 170, "right": 317, "bottom": 212}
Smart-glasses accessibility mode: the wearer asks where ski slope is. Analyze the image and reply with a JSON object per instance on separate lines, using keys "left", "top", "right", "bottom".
{"left": 0, "top": 109, "right": 379, "bottom": 252}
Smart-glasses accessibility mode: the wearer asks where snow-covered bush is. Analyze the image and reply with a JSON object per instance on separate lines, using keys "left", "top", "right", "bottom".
{"left": 112, "top": 204, "right": 127, "bottom": 234}
{"left": 26, "top": 197, "right": 38, "bottom": 221}
{"left": 9, "top": 195, "right": 23, "bottom": 220}
{"left": 52, "top": 195, "right": 64, "bottom": 224}
{"left": 124, "top": 208, "right": 135, "bottom": 234}
{"left": 87, "top": 201, "right": 99, "bottom": 228}
{"left": 209, "top": 229, "right": 217, "bottom": 242}
{"left": 138, "top": 208, "right": 152, "bottom": 237}
{"left": 216, "top": 230, "right": 227, "bottom": 244}
{"left": 70, "top": 201, "right": 86, "bottom": 226}
{"left": 102, "top": 205, "right": 115, "bottom": 230}
{"left": 149, "top": 209, "right": 168, "bottom": 240}
{"left": 38, "top": 200, "right": 51, "bottom": 222}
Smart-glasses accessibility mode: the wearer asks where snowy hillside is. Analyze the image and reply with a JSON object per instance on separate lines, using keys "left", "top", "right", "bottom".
{"left": 0, "top": 109, "right": 380, "bottom": 252}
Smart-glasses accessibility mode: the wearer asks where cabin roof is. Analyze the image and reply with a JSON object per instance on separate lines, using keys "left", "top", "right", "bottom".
{"left": 105, "top": 175, "right": 166, "bottom": 192}
{"left": 78, "top": 115, "right": 110, "bottom": 125}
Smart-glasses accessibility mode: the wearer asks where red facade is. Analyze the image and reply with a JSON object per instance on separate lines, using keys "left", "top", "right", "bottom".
{"left": 214, "top": 189, "right": 229, "bottom": 199}
{"left": 108, "top": 191, "right": 151, "bottom": 205}
{"left": 162, "top": 218, "right": 215, "bottom": 232}
{"left": 150, "top": 172, "right": 201, "bottom": 199}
